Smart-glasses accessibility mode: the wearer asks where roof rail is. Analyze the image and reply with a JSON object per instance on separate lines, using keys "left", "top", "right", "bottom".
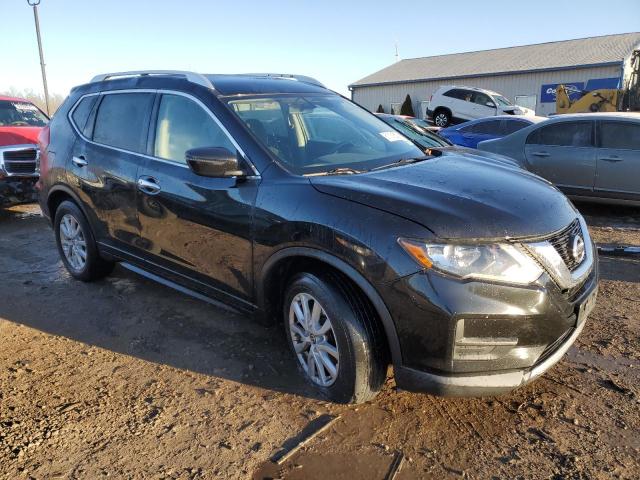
{"left": 240, "top": 73, "right": 326, "bottom": 88}
{"left": 90, "top": 70, "right": 215, "bottom": 90}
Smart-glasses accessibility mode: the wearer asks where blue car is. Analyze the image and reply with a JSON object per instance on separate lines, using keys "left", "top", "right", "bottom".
{"left": 439, "top": 115, "right": 545, "bottom": 148}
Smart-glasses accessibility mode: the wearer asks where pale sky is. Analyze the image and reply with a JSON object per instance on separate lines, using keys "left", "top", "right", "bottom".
{"left": 2, "top": 0, "right": 639, "bottom": 98}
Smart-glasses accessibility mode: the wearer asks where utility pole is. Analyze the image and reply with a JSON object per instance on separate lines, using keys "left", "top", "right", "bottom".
{"left": 395, "top": 41, "right": 400, "bottom": 63}
{"left": 27, "top": 0, "right": 50, "bottom": 116}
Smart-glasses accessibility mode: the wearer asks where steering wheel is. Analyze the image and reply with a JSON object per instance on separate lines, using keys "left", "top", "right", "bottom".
{"left": 11, "top": 121, "right": 29, "bottom": 126}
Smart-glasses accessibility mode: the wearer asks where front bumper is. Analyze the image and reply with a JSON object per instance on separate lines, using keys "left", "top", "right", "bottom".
{"left": 0, "top": 177, "right": 38, "bottom": 207}
{"left": 384, "top": 245, "right": 598, "bottom": 397}
{"left": 395, "top": 319, "right": 585, "bottom": 396}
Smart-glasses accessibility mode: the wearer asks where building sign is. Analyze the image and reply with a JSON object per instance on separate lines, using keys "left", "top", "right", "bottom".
{"left": 540, "top": 82, "right": 584, "bottom": 103}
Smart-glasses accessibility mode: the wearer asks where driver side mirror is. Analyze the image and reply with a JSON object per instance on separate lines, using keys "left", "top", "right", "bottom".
{"left": 485, "top": 102, "right": 496, "bottom": 108}
{"left": 185, "top": 147, "right": 246, "bottom": 178}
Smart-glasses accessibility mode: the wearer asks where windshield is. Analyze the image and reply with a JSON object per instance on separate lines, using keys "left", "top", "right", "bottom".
{"left": 0, "top": 100, "right": 48, "bottom": 127}
{"left": 492, "top": 95, "right": 512, "bottom": 107}
{"left": 226, "top": 94, "right": 424, "bottom": 175}
{"left": 382, "top": 117, "right": 450, "bottom": 148}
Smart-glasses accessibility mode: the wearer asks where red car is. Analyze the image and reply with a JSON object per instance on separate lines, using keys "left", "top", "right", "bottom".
{"left": 0, "top": 95, "right": 49, "bottom": 207}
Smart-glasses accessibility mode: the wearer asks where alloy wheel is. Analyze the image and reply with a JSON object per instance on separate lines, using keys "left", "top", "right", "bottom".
{"left": 59, "top": 213, "right": 87, "bottom": 271}
{"left": 289, "top": 292, "right": 340, "bottom": 387}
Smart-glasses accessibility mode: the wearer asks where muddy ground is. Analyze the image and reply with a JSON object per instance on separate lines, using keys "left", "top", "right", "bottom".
{"left": 1, "top": 202, "right": 639, "bottom": 480}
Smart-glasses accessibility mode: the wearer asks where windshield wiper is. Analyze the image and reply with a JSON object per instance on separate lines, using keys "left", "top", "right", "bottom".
{"left": 318, "top": 167, "right": 365, "bottom": 176}
{"left": 369, "top": 155, "right": 431, "bottom": 172}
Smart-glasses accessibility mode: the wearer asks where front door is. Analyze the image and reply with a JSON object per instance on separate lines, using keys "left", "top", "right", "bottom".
{"left": 524, "top": 120, "right": 596, "bottom": 194}
{"left": 595, "top": 120, "right": 640, "bottom": 199}
{"left": 470, "top": 91, "right": 497, "bottom": 119}
{"left": 136, "top": 92, "right": 258, "bottom": 302}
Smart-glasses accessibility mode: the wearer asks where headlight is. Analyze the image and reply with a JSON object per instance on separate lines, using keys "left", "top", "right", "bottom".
{"left": 398, "top": 239, "right": 543, "bottom": 285}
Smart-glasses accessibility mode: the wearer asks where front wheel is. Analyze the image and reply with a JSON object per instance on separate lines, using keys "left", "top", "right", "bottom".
{"left": 283, "top": 272, "right": 387, "bottom": 404}
{"left": 54, "top": 200, "right": 115, "bottom": 281}
{"left": 433, "top": 109, "right": 451, "bottom": 127}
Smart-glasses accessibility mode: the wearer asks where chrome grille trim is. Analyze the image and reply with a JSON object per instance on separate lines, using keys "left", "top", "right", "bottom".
{"left": 0, "top": 144, "right": 40, "bottom": 177}
{"left": 524, "top": 216, "right": 594, "bottom": 290}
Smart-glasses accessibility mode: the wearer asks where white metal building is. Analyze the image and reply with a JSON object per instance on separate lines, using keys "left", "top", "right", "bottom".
{"left": 349, "top": 33, "right": 640, "bottom": 117}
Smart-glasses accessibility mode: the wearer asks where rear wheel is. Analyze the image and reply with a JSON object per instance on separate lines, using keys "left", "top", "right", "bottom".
{"left": 433, "top": 109, "right": 451, "bottom": 127}
{"left": 283, "top": 272, "right": 386, "bottom": 404}
{"left": 54, "top": 200, "right": 115, "bottom": 281}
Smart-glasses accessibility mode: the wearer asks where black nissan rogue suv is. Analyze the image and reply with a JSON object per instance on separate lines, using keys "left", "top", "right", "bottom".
{"left": 38, "top": 71, "right": 598, "bottom": 404}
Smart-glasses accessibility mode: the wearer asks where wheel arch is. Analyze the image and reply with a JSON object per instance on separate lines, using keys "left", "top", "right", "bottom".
{"left": 46, "top": 184, "right": 87, "bottom": 221}
{"left": 258, "top": 247, "right": 403, "bottom": 368}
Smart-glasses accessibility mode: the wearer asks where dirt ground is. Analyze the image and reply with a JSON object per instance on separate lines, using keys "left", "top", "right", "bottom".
{"left": 1, "top": 202, "right": 639, "bottom": 480}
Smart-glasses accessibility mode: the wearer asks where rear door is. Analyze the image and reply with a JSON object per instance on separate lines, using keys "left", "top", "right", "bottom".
{"left": 136, "top": 92, "right": 257, "bottom": 302}
{"left": 524, "top": 120, "right": 596, "bottom": 194}
{"left": 595, "top": 120, "right": 640, "bottom": 199}
{"left": 69, "top": 91, "right": 155, "bottom": 250}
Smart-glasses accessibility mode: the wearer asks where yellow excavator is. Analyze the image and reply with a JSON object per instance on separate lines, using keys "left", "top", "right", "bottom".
{"left": 556, "top": 49, "right": 639, "bottom": 114}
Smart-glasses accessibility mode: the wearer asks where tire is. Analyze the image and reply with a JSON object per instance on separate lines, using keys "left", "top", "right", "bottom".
{"left": 433, "top": 108, "right": 451, "bottom": 127}
{"left": 283, "top": 272, "right": 387, "bottom": 404}
{"left": 54, "top": 200, "right": 115, "bottom": 281}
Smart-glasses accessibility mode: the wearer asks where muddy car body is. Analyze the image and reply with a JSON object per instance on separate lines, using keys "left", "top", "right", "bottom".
{"left": 39, "top": 71, "right": 598, "bottom": 403}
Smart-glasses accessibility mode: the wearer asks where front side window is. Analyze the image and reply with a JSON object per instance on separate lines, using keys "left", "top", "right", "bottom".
{"left": 227, "top": 94, "right": 424, "bottom": 175}
{"left": 0, "top": 100, "right": 48, "bottom": 127}
{"left": 154, "top": 94, "right": 235, "bottom": 163}
{"left": 527, "top": 121, "right": 592, "bottom": 147}
{"left": 93, "top": 93, "right": 154, "bottom": 153}
{"left": 472, "top": 92, "right": 493, "bottom": 107}
{"left": 600, "top": 121, "right": 640, "bottom": 150}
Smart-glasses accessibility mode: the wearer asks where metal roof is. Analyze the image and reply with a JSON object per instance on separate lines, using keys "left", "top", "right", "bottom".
{"left": 350, "top": 33, "right": 640, "bottom": 88}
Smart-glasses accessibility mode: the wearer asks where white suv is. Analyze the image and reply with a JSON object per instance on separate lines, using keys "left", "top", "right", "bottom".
{"left": 427, "top": 86, "right": 535, "bottom": 127}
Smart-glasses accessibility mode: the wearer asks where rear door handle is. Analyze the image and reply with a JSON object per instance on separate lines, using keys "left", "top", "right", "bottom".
{"left": 601, "top": 156, "right": 622, "bottom": 163}
{"left": 137, "top": 176, "right": 161, "bottom": 195}
{"left": 531, "top": 151, "right": 549, "bottom": 157}
{"left": 72, "top": 155, "right": 88, "bottom": 167}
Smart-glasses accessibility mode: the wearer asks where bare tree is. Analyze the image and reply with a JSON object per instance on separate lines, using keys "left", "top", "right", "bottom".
{"left": 2, "top": 87, "right": 65, "bottom": 115}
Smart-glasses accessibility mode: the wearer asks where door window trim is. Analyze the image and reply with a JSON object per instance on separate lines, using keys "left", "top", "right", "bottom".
{"left": 67, "top": 88, "right": 259, "bottom": 176}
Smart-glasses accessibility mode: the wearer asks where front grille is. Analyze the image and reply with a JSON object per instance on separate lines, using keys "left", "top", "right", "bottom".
{"left": 4, "top": 161, "right": 37, "bottom": 175}
{"left": 2, "top": 148, "right": 38, "bottom": 176}
{"left": 4, "top": 149, "right": 37, "bottom": 161}
{"left": 547, "top": 218, "right": 582, "bottom": 271}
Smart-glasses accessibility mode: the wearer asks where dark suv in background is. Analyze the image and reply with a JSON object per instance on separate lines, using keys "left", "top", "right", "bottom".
{"left": 38, "top": 71, "right": 598, "bottom": 403}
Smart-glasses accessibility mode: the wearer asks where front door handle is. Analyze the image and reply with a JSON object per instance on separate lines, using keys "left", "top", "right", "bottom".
{"left": 601, "top": 156, "right": 622, "bottom": 163}
{"left": 137, "top": 176, "right": 161, "bottom": 195}
{"left": 72, "top": 155, "right": 88, "bottom": 167}
{"left": 531, "top": 151, "right": 550, "bottom": 157}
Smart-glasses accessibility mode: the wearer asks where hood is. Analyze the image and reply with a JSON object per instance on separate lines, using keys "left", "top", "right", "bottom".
{"left": 435, "top": 145, "right": 524, "bottom": 169}
{"left": 310, "top": 153, "right": 575, "bottom": 240}
{"left": 0, "top": 126, "right": 42, "bottom": 147}
{"left": 499, "top": 105, "right": 534, "bottom": 116}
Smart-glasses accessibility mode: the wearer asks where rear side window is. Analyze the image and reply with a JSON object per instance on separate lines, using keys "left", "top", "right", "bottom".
{"left": 501, "top": 120, "right": 529, "bottom": 135}
{"left": 71, "top": 96, "right": 98, "bottom": 134}
{"left": 443, "top": 89, "right": 471, "bottom": 101}
{"left": 93, "top": 93, "right": 154, "bottom": 153}
{"left": 600, "top": 121, "right": 640, "bottom": 150}
{"left": 526, "top": 122, "right": 592, "bottom": 147}
{"left": 154, "top": 94, "right": 235, "bottom": 164}
{"left": 460, "top": 120, "right": 501, "bottom": 134}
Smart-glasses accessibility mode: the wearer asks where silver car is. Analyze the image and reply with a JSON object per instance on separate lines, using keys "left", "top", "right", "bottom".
{"left": 478, "top": 112, "right": 640, "bottom": 205}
